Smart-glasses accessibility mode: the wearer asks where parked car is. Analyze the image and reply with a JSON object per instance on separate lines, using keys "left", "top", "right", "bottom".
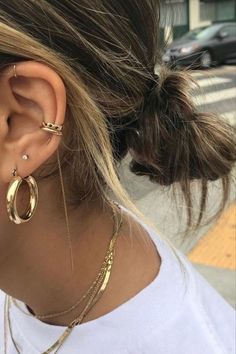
{"left": 162, "top": 22, "right": 236, "bottom": 68}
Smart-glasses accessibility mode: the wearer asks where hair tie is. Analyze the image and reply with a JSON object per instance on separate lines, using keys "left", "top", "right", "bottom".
{"left": 147, "top": 73, "right": 159, "bottom": 93}
{"left": 142, "top": 73, "right": 159, "bottom": 110}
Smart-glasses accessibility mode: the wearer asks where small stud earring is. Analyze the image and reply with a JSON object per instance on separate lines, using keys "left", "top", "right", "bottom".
{"left": 22, "top": 154, "right": 29, "bottom": 160}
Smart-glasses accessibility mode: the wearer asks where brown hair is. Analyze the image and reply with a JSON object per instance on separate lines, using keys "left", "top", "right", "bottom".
{"left": 0, "top": 0, "right": 235, "bottom": 234}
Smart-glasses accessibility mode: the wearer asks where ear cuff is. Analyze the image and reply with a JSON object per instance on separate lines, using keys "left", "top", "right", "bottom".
{"left": 40, "top": 121, "right": 63, "bottom": 136}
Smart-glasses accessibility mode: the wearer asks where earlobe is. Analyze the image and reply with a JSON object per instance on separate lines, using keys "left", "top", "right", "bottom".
{"left": 0, "top": 61, "right": 66, "bottom": 183}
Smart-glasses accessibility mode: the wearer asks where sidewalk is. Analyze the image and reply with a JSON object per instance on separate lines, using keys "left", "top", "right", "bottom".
{"left": 188, "top": 203, "right": 236, "bottom": 308}
{"left": 120, "top": 156, "right": 236, "bottom": 309}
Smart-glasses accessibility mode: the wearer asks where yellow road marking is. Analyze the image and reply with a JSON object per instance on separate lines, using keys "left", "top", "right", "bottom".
{"left": 188, "top": 203, "right": 236, "bottom": 270}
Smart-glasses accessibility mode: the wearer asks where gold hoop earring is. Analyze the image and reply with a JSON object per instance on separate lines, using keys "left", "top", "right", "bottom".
{"left": 6, "top": 169, "right": 39, "bottom": 224}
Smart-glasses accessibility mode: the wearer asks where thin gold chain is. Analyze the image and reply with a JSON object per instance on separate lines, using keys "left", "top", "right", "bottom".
{"left": 4, "top": 208, "right": 123, "bottom": 354}
{"left": 6, "top": 218, "right": 121, "bottom": 354}
{"left": 11, "top": 245, "right": 112, "bottom": 320}
{"left": 48, "top": 250, "right": 117, "bottom": 354}
{"left": 6, "top": 260, "right": 108, "bottom": 354}
{"left": 10, "top": 204, "right": 120, "bottom": 321}
{"left": 56, "top": 149, "right": 74, "bottom": 273}
{"left": 11, "top": 257, "right": 106, "bottom": 319}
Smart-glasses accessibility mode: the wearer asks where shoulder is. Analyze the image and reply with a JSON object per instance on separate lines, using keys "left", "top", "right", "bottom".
{"left": 137, "top": 236, "right": 235, "bottom": 354}
{"left": 185, "top": 256, "right": 235, "bottom": 353}
{"left": 157, "top": 243, "right": 236, "bottom": 354}
{"left": 0, "top": 288, "right": 5, "bottom": 313}
{"left": 119, "top": 206, "right": 235, "bottom": 353}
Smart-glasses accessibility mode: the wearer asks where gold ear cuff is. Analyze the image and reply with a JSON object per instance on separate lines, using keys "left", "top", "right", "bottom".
{"left": 40, "top": 121, "right": 63, "bottom": 136}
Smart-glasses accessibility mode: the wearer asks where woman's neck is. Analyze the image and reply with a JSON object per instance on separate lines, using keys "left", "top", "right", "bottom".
{"left": 0, "top": 180, "right": 119, "bottom": 325}
{"left": 0, "top": 178, "right": 161, "bottom": 327}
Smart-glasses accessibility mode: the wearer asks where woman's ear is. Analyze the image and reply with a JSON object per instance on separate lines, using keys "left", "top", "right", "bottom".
{"left": 0, "top": 60, "right": 66, "bottom": 183}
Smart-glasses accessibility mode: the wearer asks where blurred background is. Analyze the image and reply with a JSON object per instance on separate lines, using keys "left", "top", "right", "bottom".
{"left": 120, "top": 0, "right": 236, "bottom": 308}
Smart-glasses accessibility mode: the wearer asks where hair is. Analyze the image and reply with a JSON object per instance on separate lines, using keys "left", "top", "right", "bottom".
{"left": 0, "top": 0, "right": 235, "bottom": 236}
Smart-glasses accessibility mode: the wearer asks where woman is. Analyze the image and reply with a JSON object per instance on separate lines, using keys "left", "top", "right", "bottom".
{"left": 0, "top": 1, "right": 235, "bottom": 353}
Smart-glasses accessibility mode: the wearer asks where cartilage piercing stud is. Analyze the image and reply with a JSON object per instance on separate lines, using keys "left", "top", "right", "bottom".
{"left": 22, "top": 154, "right": 29, "bottom": 160}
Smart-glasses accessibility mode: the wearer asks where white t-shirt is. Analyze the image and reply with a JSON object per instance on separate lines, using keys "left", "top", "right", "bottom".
{"left": 0, "top": 209, "right": 235, "bottom": 354}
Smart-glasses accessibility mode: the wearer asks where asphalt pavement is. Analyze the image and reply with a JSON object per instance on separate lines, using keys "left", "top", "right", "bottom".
{"left": 119, "top": 64, "right": 236, "bottom": 308}
{"left": 192, "top": 64, "right": 236, "bottom": 127}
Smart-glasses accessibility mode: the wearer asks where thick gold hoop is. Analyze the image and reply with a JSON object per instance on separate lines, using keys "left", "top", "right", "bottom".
{"left": 6, "top": 175, "right": 38, "bottom": 224}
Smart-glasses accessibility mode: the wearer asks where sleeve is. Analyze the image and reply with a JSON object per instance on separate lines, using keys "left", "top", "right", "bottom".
{"left": 190, "top": 263, "right": 235, "bottom": 354}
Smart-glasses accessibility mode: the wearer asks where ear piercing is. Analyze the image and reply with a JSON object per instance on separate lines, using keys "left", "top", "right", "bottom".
{"left": 12, "top": 168, "right": 17, "bottom": 177}
{"left": 11, "top": 154, "right": 29, "bottom": 177}
{"left": 13, "top": 64, "right": 18, "bottom": 78}
{"left": 6, "top": 64, "right": 64, "bottom": 225}
{"left": 10, "top": 64, "right": 63, "bottom": 177}
{"left": 40, "top": 121, "right": 63, "bottom": 136}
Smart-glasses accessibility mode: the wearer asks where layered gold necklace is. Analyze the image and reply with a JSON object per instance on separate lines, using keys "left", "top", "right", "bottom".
{"left": 4, "top": 207, "right": 123, "bottom": 354}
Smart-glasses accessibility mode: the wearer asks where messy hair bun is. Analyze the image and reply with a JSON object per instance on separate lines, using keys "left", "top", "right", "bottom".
{"left": 127, "top": 68, "right": 236, "bottom": 185}
{"left": 123, "top": 67, "right": 236, "bottom": 226}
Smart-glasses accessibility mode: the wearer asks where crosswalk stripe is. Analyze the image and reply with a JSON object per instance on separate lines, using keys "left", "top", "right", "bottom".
{"left": 220, "top": 111, "right": 236, "bottom": 126}
{"left": 190, "top": 66, "right": 236, "bottom": 78}
{"left": 221, "top": 111, "right": 236, "bottom": 120}
{"left": 185, "top": 68, "right": 235, "bottom": 126}
{"left": 191, "top": 71, "right": 204, "bottom": 78}
{"left": 195, "top": 77, "right": 231, "bottom": 88}
{"left": 194, "top": 87, "right": 236, "bottom": 106}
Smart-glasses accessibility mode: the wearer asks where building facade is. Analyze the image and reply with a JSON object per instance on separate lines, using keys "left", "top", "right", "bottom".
{"left": 161, "top": 0, "right": 236, "bottom": 43}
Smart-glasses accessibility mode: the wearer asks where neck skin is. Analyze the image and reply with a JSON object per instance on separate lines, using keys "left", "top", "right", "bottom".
{"left": 0, "top": 174, "right": 127, "bottom": 326}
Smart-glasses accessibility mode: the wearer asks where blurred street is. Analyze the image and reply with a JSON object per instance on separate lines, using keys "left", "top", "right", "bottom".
{"left": 120, "top": 64, "right": 236, "bottom": 308}
{"left": 193, "top": 64, "right": 236, "bottom": 127}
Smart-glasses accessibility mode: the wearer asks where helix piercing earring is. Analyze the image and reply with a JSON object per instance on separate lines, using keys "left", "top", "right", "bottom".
{"left": 13, "top": 64, "right": 18, "bottom": 78}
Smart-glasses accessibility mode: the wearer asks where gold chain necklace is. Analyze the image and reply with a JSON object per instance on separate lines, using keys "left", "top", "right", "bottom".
{"left": 11, "top": 206, "right": 120, "bottom": 321}
{"left": 4, "top": 207, "right": 123, "bottom": 354}
{"left": 12, "top": 249, "right": 110, "bottom": 320}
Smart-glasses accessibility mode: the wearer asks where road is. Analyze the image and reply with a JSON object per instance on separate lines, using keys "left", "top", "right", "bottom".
{"left": 192, "top": 64, "right": 236, "bottom": 127}
{"left": 119, "top": 64, "right": 236, "bottom": 307}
